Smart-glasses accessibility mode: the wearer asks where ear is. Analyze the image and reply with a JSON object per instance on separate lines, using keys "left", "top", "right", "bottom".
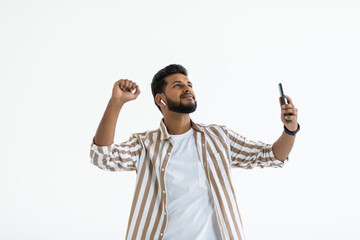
{"left": 155, "top": 94, "right": 164, "bottom": 107}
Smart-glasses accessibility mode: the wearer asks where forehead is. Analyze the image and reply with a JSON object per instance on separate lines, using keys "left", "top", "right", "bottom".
{"left": 165, "top": 73, "right": 190, "bottom": 84}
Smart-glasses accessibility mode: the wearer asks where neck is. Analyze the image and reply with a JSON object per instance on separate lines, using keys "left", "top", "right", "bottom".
{"left": 163, "top": 112, "right": 192, "bottom": 135}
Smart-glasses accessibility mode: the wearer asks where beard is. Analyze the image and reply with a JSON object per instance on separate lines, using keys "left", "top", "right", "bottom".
{"left": 165, "top": 95, "right": 197, "bottom": 114}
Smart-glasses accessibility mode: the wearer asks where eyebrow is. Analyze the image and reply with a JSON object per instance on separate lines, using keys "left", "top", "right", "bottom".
{"left": 171, "top": 81, "right": 193, "bottom": 85}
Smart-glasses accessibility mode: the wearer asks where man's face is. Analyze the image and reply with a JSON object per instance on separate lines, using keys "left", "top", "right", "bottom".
{"left": 163, "top": 73, "right": 197, "bottom": 114}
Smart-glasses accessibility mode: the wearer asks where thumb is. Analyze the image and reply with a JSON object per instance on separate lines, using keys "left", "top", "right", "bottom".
{"left": 278, "top": 97, "right": 283, "bottom": 106}
{"left": 133, "top": 85, "right": 141, "bottom": 97}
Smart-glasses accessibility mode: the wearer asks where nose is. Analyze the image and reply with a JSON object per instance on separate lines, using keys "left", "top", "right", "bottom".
{"left": 184, "top": 85, "right": 192, "bottom": 93}
{"left": 184, "top": 89, "right": 193, "bottom": 96}
{"left": 183, "top": 89, "right": 194, "bottom": 99}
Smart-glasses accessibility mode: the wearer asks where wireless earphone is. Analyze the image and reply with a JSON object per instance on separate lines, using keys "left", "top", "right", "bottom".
{"left": 160, "top": 99, "right": 166, "bottom": 106}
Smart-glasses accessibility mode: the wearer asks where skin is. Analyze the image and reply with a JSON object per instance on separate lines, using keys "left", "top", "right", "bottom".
{"left": 272, "top": 95, "right": 298, "bottom": 161}
{"left": 154, "top": 73, "right": 196, "bottom": 135}
{"left": 94, "top": 74, "right": 298, "bottom": 161}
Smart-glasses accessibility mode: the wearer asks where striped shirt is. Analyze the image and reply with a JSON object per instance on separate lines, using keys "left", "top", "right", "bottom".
{"left": 90, "top": 118, "right": 288, "bottom": 240}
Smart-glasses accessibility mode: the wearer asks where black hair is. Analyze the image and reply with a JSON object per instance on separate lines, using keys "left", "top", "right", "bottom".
{"left": 151, "top": 64, "right": 188, "bottom": 113}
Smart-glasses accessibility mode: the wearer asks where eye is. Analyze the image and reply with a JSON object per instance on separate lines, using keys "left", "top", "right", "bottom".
{"left": 174, "top": 84, "right": 193, "bottom": 88}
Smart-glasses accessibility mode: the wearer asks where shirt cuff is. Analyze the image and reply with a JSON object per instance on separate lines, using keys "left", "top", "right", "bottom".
{"left": 269, "top": 145, "right": 289, "bottom": 167}
{"left": 91, "top": 137, "right": 113, "bottom": 155}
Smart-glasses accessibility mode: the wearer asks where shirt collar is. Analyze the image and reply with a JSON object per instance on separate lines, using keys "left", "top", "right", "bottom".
{"left": 159, "top": 118, "right": 204, "bottom": 140}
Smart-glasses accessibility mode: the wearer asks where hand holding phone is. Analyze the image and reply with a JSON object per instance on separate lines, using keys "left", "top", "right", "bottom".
{"left": 278, "top": 83, "right": 291, "bottom": 123}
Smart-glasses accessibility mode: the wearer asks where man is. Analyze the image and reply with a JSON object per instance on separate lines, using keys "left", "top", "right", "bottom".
{"left": 90, "top": 64, "right": 299, "bottom": 240}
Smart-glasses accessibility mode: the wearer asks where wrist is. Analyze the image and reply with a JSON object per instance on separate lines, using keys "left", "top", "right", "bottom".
{"left": 284, "top": 123, "right": 300, "bottom": 136}
{"left": 109, "top": 98, "right": 126, "bottom": 106}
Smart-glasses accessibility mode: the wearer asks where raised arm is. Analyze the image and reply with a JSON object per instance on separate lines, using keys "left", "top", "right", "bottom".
{"left": 93, "top": 79, "right": 141, "bottom": 146}
{"left": 272, "top": 95, "right": 299, "bottom": 161}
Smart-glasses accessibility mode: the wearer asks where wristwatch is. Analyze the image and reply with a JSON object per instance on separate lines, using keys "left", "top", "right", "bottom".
{"left": 284, "top": 123, "right": 300, "bottom": 136}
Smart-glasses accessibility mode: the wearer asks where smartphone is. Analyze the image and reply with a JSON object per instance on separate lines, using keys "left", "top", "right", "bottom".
{"left": 278, "top": 83, "right": 291, "bottom": 123}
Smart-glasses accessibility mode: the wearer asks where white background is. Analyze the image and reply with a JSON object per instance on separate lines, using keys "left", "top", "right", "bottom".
{"left": 1, "top": 0, "right": 359, "bottom": 239}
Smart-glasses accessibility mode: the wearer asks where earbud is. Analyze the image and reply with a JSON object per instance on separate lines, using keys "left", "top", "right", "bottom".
{"left": 160, "top": 99, "right": 166, "bottom": 106}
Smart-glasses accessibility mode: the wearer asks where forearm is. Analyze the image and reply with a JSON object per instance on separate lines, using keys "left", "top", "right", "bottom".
{"left": 272, "top": 131, "right": 296, "bottom": 161}
{"left": 94, "top": 98, "right": 125, "bottom": 146}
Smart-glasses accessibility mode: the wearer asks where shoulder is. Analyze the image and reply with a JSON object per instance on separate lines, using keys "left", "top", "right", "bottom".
{"left": 195, "top": 122, "right": 229, "bottom": 136}
{"left": 131, "top": 129, "right": 160, "bottom": 138}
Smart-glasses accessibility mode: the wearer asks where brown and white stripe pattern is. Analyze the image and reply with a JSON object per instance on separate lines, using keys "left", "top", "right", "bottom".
{"left": 90, "top": 118, "right": 288, "bottom": 240}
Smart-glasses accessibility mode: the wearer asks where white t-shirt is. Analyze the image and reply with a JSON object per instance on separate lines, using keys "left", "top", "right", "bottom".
{"left": 163, "top": 127, "right": 222, "bottom": 240}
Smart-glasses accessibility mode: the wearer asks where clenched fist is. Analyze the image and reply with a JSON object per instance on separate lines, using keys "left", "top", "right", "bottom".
{"left": 111, "top": 79, "right": 141, "bottom": 103}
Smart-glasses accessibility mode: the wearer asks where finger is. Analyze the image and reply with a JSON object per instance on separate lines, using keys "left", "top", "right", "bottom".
{"left": 285, "top": 115, "right": 297, "bottom": 120}
{"left": 285, "top": 95, "right": 293, "bottom": 105}
{"left": 115, "top": 79, "right": 121, "bottom": 87}
{"left": 282, "top": 105, "right": 295, "bottom": 110}
{"left": 282, "top": 109, "right": 296, "bottom": 114}
{"left": 126, "top": 81, "right": 136, "bottom": 92}
{"left": 281, "top": 104, "right": 294, "bottom": 109}
{"left": 130, "top": 82, "right": 137, "bottom": 91}
{"left": 119, "top": 79, "right": 125, "bottom": 90}
{"left": 124, "top": 80, "right": 132, "bottom": 89}
{"left": 288, "top": 107, "right": 298, "bottom": 114}
{"left": 122, "top": 79, "right": 130, "bottom": 89}
{"left": 134, "top": 85, "right": 141, "bottom": 97}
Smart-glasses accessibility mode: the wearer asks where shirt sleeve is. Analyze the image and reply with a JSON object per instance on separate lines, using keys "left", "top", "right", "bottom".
{"left": 89, "top": 133, "right": 142, "bottom": 172}
{"left": 224, "top": 127, "right": 288, "bottom": 169}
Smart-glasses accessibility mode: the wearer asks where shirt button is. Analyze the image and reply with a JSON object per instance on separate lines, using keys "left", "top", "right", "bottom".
{"left": 164, "top": 212, "right": 167, "bottom": 215}
{"left": 160, "top": 233, "right": 164, "bottom": 236}
{"left": 202, "top": 144, "right": 205, "bottom": 147}
{"left": 167, "top": 152, "right": 171, "bottom": 155}
{"left": 163, "top": 190, "right": 166, "bottom": 193}
{"left": 161, "top": 168, "right": 165, "bottom": 171}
